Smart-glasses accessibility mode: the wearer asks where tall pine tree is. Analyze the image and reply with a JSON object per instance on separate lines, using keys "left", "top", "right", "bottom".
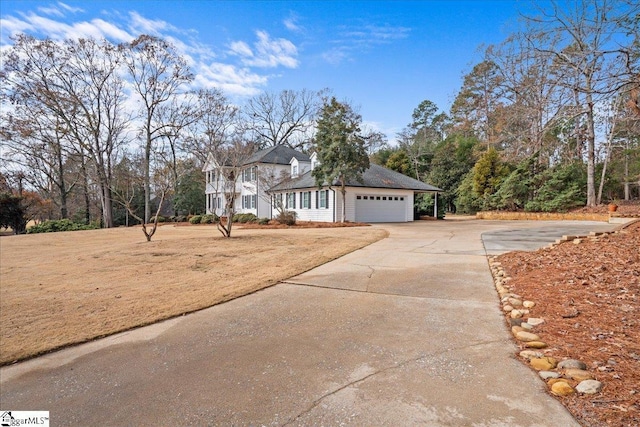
{"left": 312, "top": 98, "right": 369, "bottom": 222}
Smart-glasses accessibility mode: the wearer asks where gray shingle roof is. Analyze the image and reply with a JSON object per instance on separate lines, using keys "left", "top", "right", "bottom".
{"left": 244, "top": 145, "right": 310, "bottom": 165}
{"left": 268, "top": 163, "right": 442, "bottom": 192}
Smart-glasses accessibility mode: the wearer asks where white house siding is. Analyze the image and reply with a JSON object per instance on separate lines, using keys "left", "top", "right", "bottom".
{"left": 204, "top": 163, "right": 295, "bottom": 218}
{"left": 256, "top": 194, "right": 271, "bottom": 219}
{"left": 271, "top": 188, "right": 334, "bottom": 222}
{"left": 256, "top": 164, "right": 290, "bottom": 219}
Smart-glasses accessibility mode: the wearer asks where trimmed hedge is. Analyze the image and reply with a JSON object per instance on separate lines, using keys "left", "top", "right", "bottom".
{"left": 27, "top": 219, "right": 99, "bottom": 234}
{"left": 232, "top": 213, "right": 258, "bottom": 223}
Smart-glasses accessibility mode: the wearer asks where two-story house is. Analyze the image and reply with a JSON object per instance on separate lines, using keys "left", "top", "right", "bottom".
{"left": 204, "top": 145, "right": 442, "bottom": 223}
{"left": 203, "top": 145, "right": 311, "bottom": 218}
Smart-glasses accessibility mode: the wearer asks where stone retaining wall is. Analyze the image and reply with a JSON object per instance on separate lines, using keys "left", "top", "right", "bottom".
{"left": 476, "top": 211, "right": 610, "bottom": 222}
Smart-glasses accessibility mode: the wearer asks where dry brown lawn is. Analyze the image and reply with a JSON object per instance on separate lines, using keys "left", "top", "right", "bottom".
{"left": 0, "top": 224, "right": 387, "bottom": 365}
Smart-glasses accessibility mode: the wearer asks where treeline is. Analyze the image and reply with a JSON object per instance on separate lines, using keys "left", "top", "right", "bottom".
{"left": 0, "top": 34, "right": 341, "bottom": 231}
{"left": 1, "top": 1, "right": 638, "bottom": 232}
{"left": 373, "top": 0, "right": 639, "bottom": 215}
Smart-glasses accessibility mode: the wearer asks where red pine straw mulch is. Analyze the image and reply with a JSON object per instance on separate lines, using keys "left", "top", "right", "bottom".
{"left": 497, "top": 221, "right": 640, "bottom": 427}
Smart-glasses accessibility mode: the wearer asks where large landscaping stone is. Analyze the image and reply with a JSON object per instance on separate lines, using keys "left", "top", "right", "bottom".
{"left": 515, "top": 331, "right": 541, "bottom": 342}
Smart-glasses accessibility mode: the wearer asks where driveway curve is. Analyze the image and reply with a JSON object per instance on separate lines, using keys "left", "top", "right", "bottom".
{"left": 0, "top": 219, "right": 615, "bottom": 426}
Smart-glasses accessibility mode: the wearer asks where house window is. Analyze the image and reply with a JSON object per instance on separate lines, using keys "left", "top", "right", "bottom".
{"left": 242, "top": 195, "right": 255, "bottom": 209}
{"left": 318, "top": 190, "right": 328, "bottom": 208}
{"left": 301, "top": 191, "right": 311, "bottom": 208}
{"left": 400, "top": 197, "right": 404, "bottom": 201}
{"left": 293, "top": 165, "right": 298, "bottom": 176}
{"left": 383, "top": 196, "right": 387, "bottom": 200}
{"left": 286, "top": 192, "right": 296, "bottom": 209}
{"left": 242, "top": 166, "right": 256, "bottom": 182}
{"left": 356, "top": 195, "right": 361, "bottom": 200}
{"left": 376, "top": 196, "right": 381, "bottom": 200}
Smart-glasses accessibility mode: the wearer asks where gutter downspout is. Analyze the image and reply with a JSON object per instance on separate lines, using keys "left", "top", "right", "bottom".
{"left": 256, "top": 168, "right": 259, "bottom": 218}
{"left": 330, "top": 187, "right": 336, "bottom": 223}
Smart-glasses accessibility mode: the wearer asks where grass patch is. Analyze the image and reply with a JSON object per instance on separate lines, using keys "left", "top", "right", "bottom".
{"left": 0, "top": 225, "right": 387, "bottom": 365}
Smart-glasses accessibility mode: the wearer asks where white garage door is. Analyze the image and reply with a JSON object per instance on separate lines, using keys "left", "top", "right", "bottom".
{"left": 355, "top": 194, "right": 407, "bottom": 222}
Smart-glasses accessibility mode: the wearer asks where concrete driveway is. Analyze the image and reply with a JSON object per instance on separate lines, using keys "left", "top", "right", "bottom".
{"left": 0, "top": 219, "right": 616, "bottom": 426}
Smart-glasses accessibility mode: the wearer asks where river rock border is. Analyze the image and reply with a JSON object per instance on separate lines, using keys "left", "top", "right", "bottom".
{"left": 487, "top": 233, "right": 614, "bottom": 398}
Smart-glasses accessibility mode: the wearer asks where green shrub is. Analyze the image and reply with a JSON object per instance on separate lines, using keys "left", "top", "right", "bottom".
{"left": 189, "top": 215, "right": 202, "bottom": 224}
{"left": 494, "top": 154, "right": 539, "bottom": 211}
{"left": 414, "top": 193, "right": 446, "bottom": 219}
{"left": 200, "top": 214, "right": 218, "bottom": 224}
{"left": 156, "top": 215, "right": 166, "bottom": 223}
{"left": 455, "top": 171, "right": 483, "bottom": 214}
{"left": 258, "top": 217, "right": 269, "bottom": 225}
{"left": 525, "top": 162, "right": 586, "bottom": 212}
{"left": 232, "top": 213, "right": 257, "bottom": 223}
{"left": 27, "top": 219, "right": 99, "bottom": 234}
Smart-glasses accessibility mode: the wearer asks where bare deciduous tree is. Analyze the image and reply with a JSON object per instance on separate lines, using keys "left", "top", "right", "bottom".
{"left": 182, "top": 88, "right": 239, "bottom": 166}
{"left": 523, "top": 0, "right": 639, "bottom": 206}
{"left": 124, "top": 34, "right": 194, "bottom": 223}
{"left": 2, "top": 35, "right": 128, "bottom": 227}
{"left": 243, "top": 89, "right": 323, "bottom": 149}
{"left": 211, "top": 140, "right": 256, "bottom": 237}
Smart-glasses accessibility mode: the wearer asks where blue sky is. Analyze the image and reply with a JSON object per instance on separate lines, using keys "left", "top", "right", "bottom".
{"left": 1, "top": 1, "right": 529, "bottom": 143}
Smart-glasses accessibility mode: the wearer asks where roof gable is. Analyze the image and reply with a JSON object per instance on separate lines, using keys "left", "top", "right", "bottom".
{"left": 244, "top": 145, "right": 310, "bottom": 165}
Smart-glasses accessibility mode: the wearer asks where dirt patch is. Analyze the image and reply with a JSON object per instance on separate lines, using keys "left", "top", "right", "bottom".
{"left": 0, "top": 225, "right": 387, "bottom": 365}
{"left": 497, "top": 221, "right": 640, "bottom": 427}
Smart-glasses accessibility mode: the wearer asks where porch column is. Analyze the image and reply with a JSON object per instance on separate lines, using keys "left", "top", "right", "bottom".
{"left": 434, "top": 192, "right": 438, "bottom": 219}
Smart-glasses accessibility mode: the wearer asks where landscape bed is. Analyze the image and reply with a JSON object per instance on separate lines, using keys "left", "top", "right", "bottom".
{"left": 498, "top": 220, "right": 640, "bottom": 427}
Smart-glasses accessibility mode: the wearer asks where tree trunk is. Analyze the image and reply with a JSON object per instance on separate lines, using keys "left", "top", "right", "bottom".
{"left": 585, "top": 94, "right": 596, "bottom": 207}
{"left": 100, "top": 181, "right": 114, "bottom": 228}
{"left": 79, "top": 154, "right": 91, "bottom": 225}
{"left": 623, "top": 149, "right": 630, "bottom": 200}
{"left": 144, "top": 136, "right": 152, "bottom": 224}
{"left": 55, "top": 142, "right": 69, "bottom": 219}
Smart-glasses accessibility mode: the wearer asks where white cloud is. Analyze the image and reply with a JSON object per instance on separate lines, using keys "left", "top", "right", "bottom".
{"left": 321, "top": 23, "right": 411, "bottom": 65}
{"left": 283, "top": 14, "right": 304, "bottom": 33}
{"left": 343, "top": 24, "right": 411, "bottom": 43}
{"left": 229, "top": 30, "right": 298, "bottom": 68}
{"left": 194, "top": 62, "right": 267, "bottom": 96}
{"left": 37, "top": 2, "right": 84, "bottom": 17}
{"left": 0, "top": 6, "right": 284, "bottom": 98}
{"left": 58, "top": 2, "right": 84, "bottom": 14}
{"left": 0, "top": 12, "right": 132, "bottom": 43}
{"left": 321, "top": 47, "right": 350, "bottom": 66}
{"left": 0, "top": 16, "right": 33, "bottom": 41}
{"left": 37, "top": 6, "right": 65, "bottom": 17}
{"left": 229, "top": 40, "right": 253, "bottom": 58}
{"left": 128, "top": 11, "right": 173, "bottom": 36}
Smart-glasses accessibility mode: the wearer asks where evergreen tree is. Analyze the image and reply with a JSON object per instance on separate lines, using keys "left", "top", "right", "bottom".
{"left": 312, "top": 97, "right": 369, "bottom": 222}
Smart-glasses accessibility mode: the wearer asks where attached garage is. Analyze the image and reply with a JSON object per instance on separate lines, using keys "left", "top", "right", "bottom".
{"left": 268, "top": 162, "right": 442, "bottom": 223}
{"left": 355, "top": 194, "right": 408, "bottom": 222}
